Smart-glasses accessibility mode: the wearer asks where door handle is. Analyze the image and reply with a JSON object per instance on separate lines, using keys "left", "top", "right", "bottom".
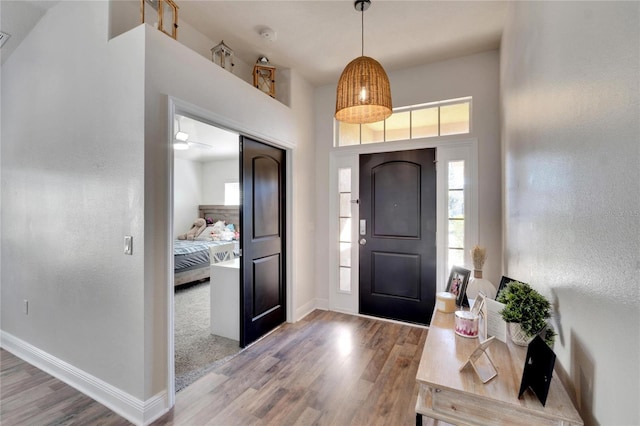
{"left": 359, "top": 238, "right": 367, "bottom": 245}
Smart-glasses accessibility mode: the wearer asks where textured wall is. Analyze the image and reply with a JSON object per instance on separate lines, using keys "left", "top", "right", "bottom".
{"left": 1, "top": 1, "right": 147, "bottom": 397}
{"left": 501, "top": 2, "right": 640, "bottom": 424}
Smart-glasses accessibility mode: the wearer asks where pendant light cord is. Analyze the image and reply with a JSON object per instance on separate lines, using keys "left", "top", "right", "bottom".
{"left": 361, "top": 3, "right": 364, "bottom": 56}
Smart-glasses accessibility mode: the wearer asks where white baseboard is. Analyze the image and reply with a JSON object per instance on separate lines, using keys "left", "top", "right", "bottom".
{"left": 294, "top": 298, "right": 329, "bottom": 321}
{"left": 0, "top": 331, "right": 170, "bottom": 426}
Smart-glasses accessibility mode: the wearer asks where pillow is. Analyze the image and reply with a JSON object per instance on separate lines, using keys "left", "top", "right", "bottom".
{"left": 194, "top": 226, "right": 216, "bottom": 241}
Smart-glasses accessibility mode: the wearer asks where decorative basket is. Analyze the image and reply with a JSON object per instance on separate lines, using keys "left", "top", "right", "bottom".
{"left": 509, "top": 322, "right": 534, "bottom": 346}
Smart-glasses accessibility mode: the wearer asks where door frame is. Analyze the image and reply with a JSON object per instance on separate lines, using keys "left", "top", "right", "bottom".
{"left": 328, "top": 136, "right": 478, "bottom": 315}
{"left": 166, "top": 97, "right": 294, "bottom": 404}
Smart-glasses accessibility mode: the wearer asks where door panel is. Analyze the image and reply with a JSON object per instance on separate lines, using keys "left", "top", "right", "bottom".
{"left": 241, "top": 137, "right": 286, "bottom": 347}
{"left": 372, "top": 162, "right": 421, "bottom": 237}
{"left": 360, "top": 149, "right": 436, "bottom": 325}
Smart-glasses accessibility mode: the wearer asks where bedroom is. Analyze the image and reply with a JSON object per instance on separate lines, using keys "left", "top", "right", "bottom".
{"left": 172, "top": 113, "right": 241, "bottom": 391}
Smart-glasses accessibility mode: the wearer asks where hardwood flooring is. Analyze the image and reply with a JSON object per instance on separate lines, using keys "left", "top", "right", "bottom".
{"left": 2, "top": 310, "right": 442, "bottom": 426}
{"left": 0, "top": 348, "right": 130, "bottom": 426}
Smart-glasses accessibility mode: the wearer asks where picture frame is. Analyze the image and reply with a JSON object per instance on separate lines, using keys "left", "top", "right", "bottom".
{"left": 471, "top": 292, "right": 486, "bottom": 317}
{"left": 459, "top": 336, "right": 498, "bottom": 383}
{"left": 497, "top": 275, "right": 519, "bottom": 298}
{"left": 446, "top": 266, "right": 471, "bottom": 307}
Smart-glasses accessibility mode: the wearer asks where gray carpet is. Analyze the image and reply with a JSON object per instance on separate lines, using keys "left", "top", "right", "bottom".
{"left": 174, "top": 280, "right": 241, "bottom": 392}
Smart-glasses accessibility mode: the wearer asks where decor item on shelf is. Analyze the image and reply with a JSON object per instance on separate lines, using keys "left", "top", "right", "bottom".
{"left": 253, "top": 56, "right": 276, "bottom": 98}
{"left": 211, "top": 40, "right": 234, "bottom": 72}
{"left": 436, "top": 291, "right": 457, "bottom": 313}
{"left": 335, "top": 0, "right": 392, "bottom": 124}
{"left": 455, "top": 310, "right": 479, "bottom": 338}
{"left": 471, "top": 245, "right": 487, "bottom": 278}
{"left": 496, "top": 275, "right": 517, "bottom": 298}
{"left": 140, "top": 0, "right": 179, "bottom": 40}
{"left": 466, "top": 245, "right": 496, "bottom": 300}
{"left": 445, "top": 266, "right": 471, "bottom": 307}
{"left": 496, "top": 280, "right": 556, "bottom": 347}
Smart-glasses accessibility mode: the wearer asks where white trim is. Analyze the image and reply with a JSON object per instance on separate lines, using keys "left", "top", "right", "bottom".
{"left": 170, "top": 98, "right": 296, "bottom": 150}
{"left": 328, "top": 137, "right": 478, "bottom": 313}
{"left": 436, "top": 142, "right": 479, "bottom": 291}
{"left": 0, "top": 331, "right": 169, "bottom": 426}
{"left": 295, "top": 298, "right": 328, "bottom": 321}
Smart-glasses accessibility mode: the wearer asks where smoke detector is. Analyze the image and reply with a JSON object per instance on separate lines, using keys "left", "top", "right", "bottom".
{"left": 259, "top": 27, "right": 277, "bottom": 42}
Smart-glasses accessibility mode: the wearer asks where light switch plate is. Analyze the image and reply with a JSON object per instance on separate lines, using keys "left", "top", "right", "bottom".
{"left": 124, "top": 236, "right": 133, "bottom": 255}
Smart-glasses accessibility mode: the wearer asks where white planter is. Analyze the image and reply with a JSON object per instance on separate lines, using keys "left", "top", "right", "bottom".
{"left": 508, "top": 322, "right": 533, "bottom": 346}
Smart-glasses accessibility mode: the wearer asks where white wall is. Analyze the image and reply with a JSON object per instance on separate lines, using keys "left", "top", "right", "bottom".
{"left": 1, "top": 0, "right": 147, "bottom": 399}
{"left": 1, "top": 0, "right": 317, "bottom": 421}
{"left": 501, "top": 2, "right": 640, "bottom": 425}
{"left": 173, "top": 158, "right": 202, "bottom": 238}
{"left": 201, "top": 159, "right": 239, "bottom": 205}
{"left": 314, "top": 51, "right": 502, "bottom": 306}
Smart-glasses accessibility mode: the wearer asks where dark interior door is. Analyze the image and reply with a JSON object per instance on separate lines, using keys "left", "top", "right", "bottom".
{"left": 240, "top": 137, "right": 286, "bottom": 347}
{"left": 359, "top": 149, "right": 437, "bottom": 325}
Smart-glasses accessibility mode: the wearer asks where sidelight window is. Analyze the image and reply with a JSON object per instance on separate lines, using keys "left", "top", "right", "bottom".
{"left": 338, "top": 168, "right": 353, "bottom": 292}
{"left": 447, "top": 161, "right": 465, "bottom": 272}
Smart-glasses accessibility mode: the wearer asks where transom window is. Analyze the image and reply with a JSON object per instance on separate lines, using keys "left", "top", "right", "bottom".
{"left": 336, "top": 97, "right": 471, "bottom": 147}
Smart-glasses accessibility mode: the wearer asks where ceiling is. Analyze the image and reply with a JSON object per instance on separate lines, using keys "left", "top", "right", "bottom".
{"left": 1, "top": 1, "right": 507, "bottom": 85}
{"left": 174, "top": 115, "right": 239, "bottom": 163}
{"left": 2, "top": 0, "right": 507, "bottom": 161}
{"left": 178, "top": 0, "right": 507, "bottom": 86}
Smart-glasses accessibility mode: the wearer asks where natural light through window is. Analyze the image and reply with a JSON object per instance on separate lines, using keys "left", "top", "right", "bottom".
{"left": 448, "top": 161, "right": 465, "bottom": 272}
{"left": 336, "top": 97, "right": 471, "bottom": 147}
{"left": 224, "top": 182, "right": 239, "bottom": 206}
{"left": 338, "top": 168, "right": 352, "bottom": 293}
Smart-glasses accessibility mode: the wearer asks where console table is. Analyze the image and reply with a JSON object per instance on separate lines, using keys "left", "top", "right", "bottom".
{"left": 415, "top": 309, "right": 583, "bottom": 425}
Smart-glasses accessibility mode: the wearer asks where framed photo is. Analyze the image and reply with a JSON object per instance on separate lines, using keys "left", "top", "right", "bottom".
{"left": 497, "top": 276, "right": 519, "bottom": 298}
{"left": 471, "top": 292, "right": 486, "bottom": 317}
{"left": 446, "top": 266, "right": 471, "bottom": 307}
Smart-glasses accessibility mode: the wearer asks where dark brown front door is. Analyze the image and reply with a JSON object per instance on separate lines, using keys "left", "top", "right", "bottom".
{"left": 240, "top": 136, "right": 286, "bottom": 347}
{"left": 359, "top": 149, "right": 437, "bottom": 325}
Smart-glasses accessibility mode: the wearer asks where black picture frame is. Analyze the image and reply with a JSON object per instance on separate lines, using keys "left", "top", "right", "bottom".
{"left": 446, "top": 266, "right": 471, "bottom": 307}
{"left": 518, "top": 335, "right": 556, "bottom": 406}
{"left": 497, "top": 275, "right": 519, "bottom": 298}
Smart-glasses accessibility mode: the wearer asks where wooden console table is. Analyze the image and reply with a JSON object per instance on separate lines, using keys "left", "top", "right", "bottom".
{"left": 415, "top": 309, "right": 583, "bottom": 425}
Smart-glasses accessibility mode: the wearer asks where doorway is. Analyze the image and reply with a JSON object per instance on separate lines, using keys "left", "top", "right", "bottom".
{"left": 359, "top": 149, "right": 437, "bottom": 325}
{"left": 328, "top": 138, "right": 478, "bottom": 324}
{"left": 172, "top": 114, "right": 242, "bottom": 391}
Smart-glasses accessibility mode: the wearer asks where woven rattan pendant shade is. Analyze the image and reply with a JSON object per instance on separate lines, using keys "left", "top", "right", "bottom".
{"left": 335, "top": 56, "right": 392, "bottom": 124}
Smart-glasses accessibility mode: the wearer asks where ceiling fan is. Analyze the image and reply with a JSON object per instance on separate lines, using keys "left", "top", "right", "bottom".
{"left": 173, "top": 119, "right": 213, "bottom": 151}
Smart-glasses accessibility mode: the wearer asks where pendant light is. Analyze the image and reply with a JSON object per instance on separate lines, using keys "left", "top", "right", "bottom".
{"left": 335, "top": 0, "right": 392, "bottom": 124}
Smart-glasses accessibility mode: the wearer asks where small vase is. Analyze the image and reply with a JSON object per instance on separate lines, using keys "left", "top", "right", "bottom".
{"left": 508, "top": 322, "right": 533, "bottom": 346}
{"left": 466, "top": 275, "right": 496, "bottom": 300}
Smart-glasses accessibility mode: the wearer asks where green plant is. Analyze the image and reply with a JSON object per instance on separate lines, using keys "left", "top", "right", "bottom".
{"left": 496, "top": 281, "right": 556, "bottom": 346}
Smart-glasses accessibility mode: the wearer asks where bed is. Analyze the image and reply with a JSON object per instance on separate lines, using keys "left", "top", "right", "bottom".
{"left": 174, "top": 205, "right": 240, "bottom": 287}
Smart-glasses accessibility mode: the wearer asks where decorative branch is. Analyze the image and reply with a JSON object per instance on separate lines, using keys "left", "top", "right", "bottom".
{"left": 471, "top": 245, "right": 487, "bottom": 271}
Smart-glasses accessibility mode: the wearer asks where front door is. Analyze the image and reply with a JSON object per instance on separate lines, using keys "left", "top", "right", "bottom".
{"left": 359, "top": 149, "right": 437, "bottom": 325}
{"left": 240, "top": 137, "right": 286, "bottom": 347}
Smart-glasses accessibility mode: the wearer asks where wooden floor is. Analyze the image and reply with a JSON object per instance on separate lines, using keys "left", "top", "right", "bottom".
{"left": 0, "top": 348, "right": 130, "bottom": 425}
{"left": 2, "top": 310, "right": 439, "bottom": 426}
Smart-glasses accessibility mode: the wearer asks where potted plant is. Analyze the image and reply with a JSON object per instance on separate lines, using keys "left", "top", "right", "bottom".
{"left": 496, "top": 280, "right": 556, "bottom": 347}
